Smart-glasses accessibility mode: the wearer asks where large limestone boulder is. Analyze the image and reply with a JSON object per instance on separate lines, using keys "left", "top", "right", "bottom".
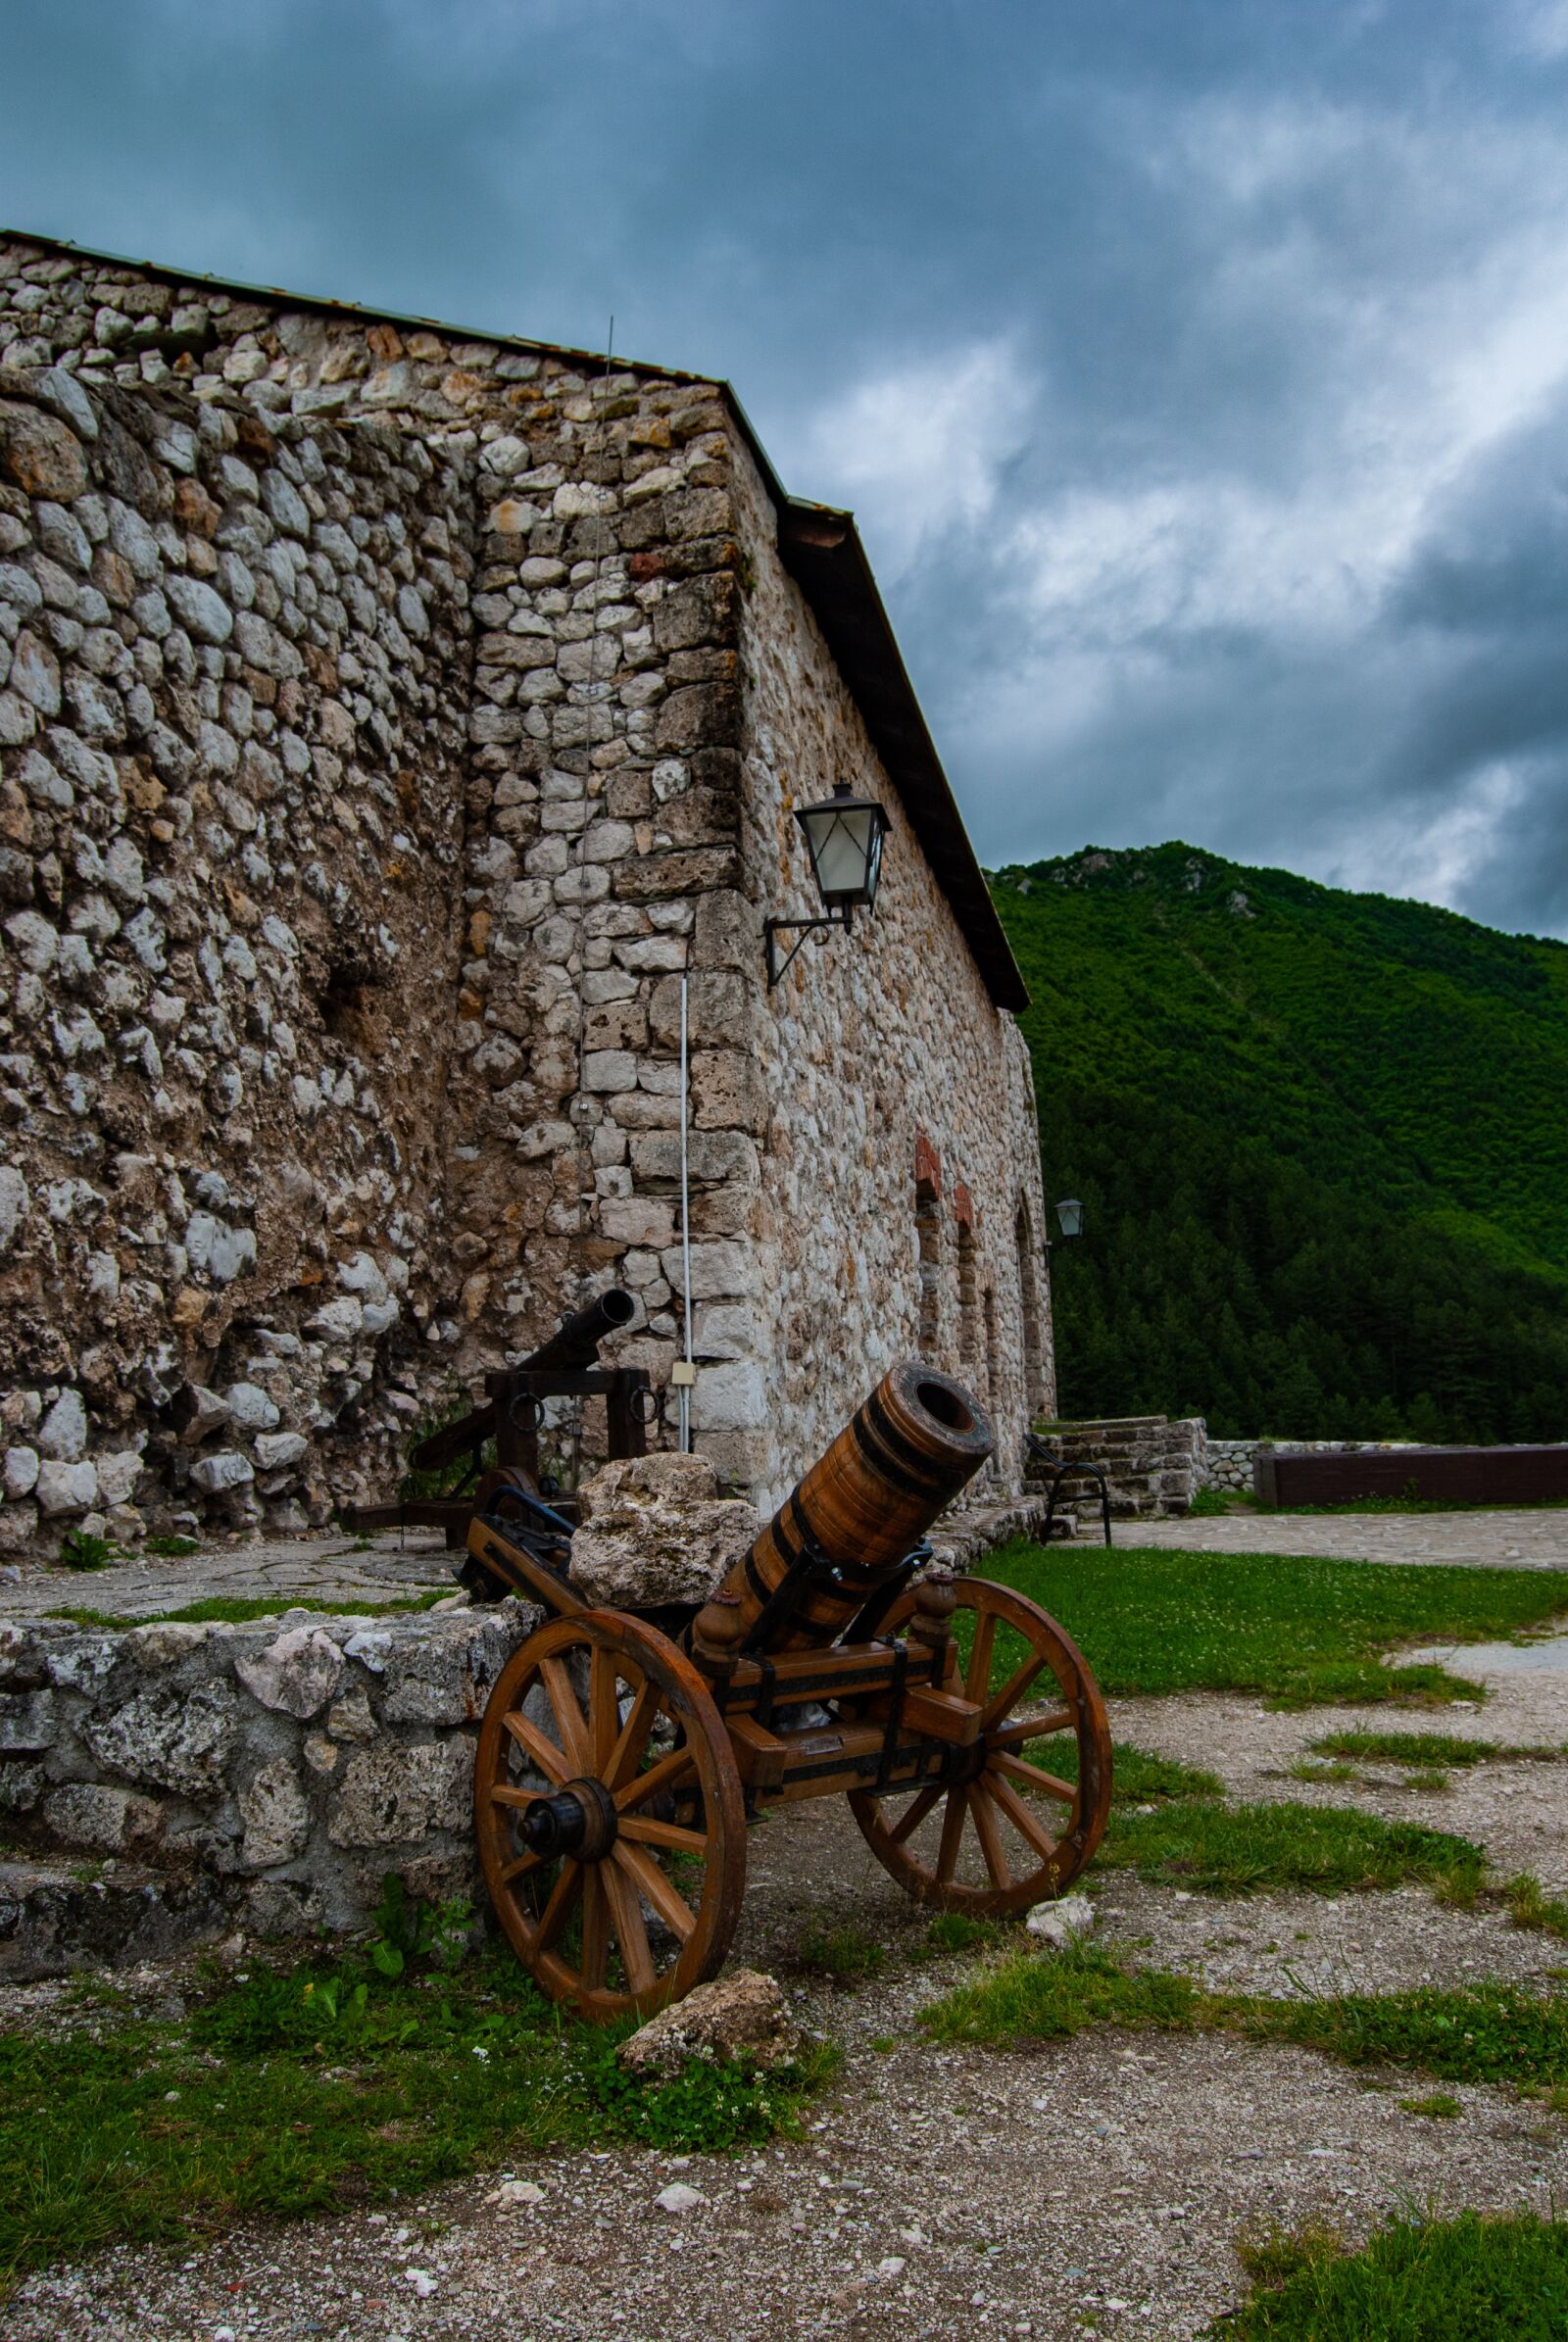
{"left": 568, "top": 1452, "right": 760, "bottom": 1610}
{"left": 616, "top": 1969, "right": 802, "bottom": 2078}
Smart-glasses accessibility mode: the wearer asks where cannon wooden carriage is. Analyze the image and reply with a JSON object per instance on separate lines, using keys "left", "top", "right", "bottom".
{"left": 463, "top": 1359, "right": 1113, "bottom": 2022}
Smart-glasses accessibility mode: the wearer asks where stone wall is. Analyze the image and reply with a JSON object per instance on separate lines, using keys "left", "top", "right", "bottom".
{"left": 1200, "top": 1436, "right": 1433, "bottom": 1495}
{"left": 1028, "top": 1414, "right": 1200, "bottom": 1520}
{"left": 0, "top": 232, "right": 1053, "bottom": 1545}
{"left": 0, "top": 362, "right": 472, "bottom": 1551}
{"left": 0, "top": 1599, "right": 537, "bottom": 1974}
{"left": 728, "top": 431, "right": 1053, "bottom": 1505}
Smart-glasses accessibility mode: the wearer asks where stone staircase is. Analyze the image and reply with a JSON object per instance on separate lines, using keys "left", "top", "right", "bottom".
{"left": 1025, "top": 1414, "right": 1200, "bottom": 1526}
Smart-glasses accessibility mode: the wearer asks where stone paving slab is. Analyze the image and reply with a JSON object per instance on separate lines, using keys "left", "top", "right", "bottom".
{"left": 1115, "top": 1505, "right": 1568, "bottom": 1571}
{"left": 0, "top": 1528, "right": 454, "bottom": 1622}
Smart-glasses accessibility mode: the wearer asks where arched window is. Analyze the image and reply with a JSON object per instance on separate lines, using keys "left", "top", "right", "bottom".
{"left": 915, "top": 1173, "right": 942, "bottom": 1356}
{"left": 956, "top": 1219, "right": 979, "bottom": 1376}
{"left": 1015, "top": 1198, "right": 1045, "bottom": 1414}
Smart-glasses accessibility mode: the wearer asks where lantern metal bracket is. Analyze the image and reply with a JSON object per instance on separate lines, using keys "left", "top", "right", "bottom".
{"left": 763, "top": 903, "right": 853, "bottom": 989}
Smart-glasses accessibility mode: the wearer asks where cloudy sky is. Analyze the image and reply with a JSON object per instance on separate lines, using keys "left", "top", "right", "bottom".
{"left": 6, "top": 1, "right": 1568, "bottom": 935}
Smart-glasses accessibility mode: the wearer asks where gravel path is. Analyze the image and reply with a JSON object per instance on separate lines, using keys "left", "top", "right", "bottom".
{"left": 1117, "top": 1509, "right": 1568, "bottom": 1571}
{"left": 8, "top": 1553, "right": 1568, "bottom": 2338}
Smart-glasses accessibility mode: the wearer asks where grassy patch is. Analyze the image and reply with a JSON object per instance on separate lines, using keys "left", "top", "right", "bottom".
{"left": 1100, "top": 1800, "right": 1486, "bottom": 1902}
{"left": 1226, "top": 2212, "right": 1568, "bottom": 2339}
{"left": 1031, "top": 1737, "right": 1493, "bottom": 1903}
{"left": 923, "top": 1912, "right": 1005, "bottom": 1957}
{"left": 0, "top": 1943, "right": 827, "bottom": 2282}
{"left": 795, "top": 1925, "right": 887, "bottom": 1984}
{"left": 1023, "top": 1735, "right": 1225, "bottom": 1809}
{"left": 920, "top": 1944, "right": 1568, "bottom": 2096}
{"left": 43, "top": 1589, "right": 452, "bottom": 1630}
{"left": 1400, "top": 2091, "right": 1462, "bottom": 2118}
{"left": 1311, "top": 1729, "right": 1563, "bottom": 1769}
{"left": 1501, "top": 1873, "right": 1568, "bottom": 1942}
{"left": 1255, "top": 1979, "right": 1568, "bottom": 2089}
{"left": 920, "top": 1941, "right": 1201, "bottom": 2045}
{"left": 979, "top": 1542, "right": 1565, "bottom": 1706}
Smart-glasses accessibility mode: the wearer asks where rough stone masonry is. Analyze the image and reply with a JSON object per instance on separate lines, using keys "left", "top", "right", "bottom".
{"left": 0, "top": 231, "right": 1053, "bottom": 1558}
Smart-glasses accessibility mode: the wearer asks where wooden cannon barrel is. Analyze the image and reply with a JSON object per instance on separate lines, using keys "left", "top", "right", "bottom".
{"left": 706, "top": 1361, "right": 993, "bottom": 1653}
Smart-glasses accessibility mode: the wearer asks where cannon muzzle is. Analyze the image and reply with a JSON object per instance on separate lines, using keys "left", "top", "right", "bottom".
{"left": 700, "top": 1360, "right": 993, "bottom": 1654}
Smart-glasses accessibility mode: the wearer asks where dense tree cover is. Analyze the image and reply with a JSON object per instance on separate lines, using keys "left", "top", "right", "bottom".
{"left": 991, "top": 846, "right": 1568, "bottom": 1441}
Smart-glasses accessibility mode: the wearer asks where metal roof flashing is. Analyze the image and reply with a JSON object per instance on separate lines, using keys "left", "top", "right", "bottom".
{"left": 2, "top": 226, "right": 1026, "bottom": 1014}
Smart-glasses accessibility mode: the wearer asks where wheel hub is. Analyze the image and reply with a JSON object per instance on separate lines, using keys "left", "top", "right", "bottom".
{"left": 519, "top": 1776, "right": 619, "bottom": 1862}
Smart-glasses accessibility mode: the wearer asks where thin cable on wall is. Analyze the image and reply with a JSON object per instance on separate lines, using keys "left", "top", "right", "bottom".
{"left": 570, "top": 315, "right": 615, "bottom": 1308}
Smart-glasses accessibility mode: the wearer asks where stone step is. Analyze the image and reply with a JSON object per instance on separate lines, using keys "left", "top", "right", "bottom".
{"left": 0, "top": 1855, "right": 228, "bottom": 1982}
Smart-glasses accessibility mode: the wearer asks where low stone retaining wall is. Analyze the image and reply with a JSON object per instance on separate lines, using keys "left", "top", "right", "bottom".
{"left": 1200, "top": 1437, "right": 1431, "bottom": 1495}
{"left": 0, "top": 1597, "right": 538, "bottom": 1976}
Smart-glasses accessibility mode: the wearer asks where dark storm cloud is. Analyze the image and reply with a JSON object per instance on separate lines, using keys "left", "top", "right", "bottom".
{"left": 5, "top": 0, "right": 1568, "bottom": 930}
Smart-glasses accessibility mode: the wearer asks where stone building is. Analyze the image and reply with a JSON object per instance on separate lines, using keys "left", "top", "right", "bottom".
{"left": 0, "top": 230, "right": 1054, "bottom": 1555}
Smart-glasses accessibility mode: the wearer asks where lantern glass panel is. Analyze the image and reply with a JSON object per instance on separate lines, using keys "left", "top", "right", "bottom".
{"left": 797, "top": 789, "right": 889, "bottom": 909}
{"left": 1054, "top": 1196, "right": 1084, "bottom": 1239}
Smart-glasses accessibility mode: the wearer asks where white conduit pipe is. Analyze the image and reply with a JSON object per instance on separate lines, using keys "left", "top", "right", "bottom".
{"left": 677, "top": 973, "right": 694, "bottom": 1453}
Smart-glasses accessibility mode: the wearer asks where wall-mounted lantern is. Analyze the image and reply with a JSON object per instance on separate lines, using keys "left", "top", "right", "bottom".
{"left": 764, "top": 782, "right": 892, "bottom": 988}
{"left": 1054, "top": 1196, "right": 1084, "bottom": 1239}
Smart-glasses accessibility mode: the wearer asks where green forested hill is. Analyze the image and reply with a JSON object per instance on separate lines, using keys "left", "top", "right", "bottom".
{"left": 990, "top": 845, "right": 1568, "bottom": 1441}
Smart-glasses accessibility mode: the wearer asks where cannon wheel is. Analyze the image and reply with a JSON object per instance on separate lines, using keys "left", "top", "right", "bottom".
{"left": 850, "top": 1577, "right": 1112, "bottom": 1915}
{"left": 475, "top": 1609, "right": 746, "bottom": 2023}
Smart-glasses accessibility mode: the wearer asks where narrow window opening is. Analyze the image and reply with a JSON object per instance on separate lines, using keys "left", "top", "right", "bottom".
{"left": 1015, "top": 1199, "right": 1045, "bottom": 1415}
{"left": 915, "top": 1175, "right": 942, "bottom": 1356}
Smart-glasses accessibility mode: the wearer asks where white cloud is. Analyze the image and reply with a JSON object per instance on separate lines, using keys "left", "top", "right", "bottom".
{"left": 787, "top": 339, "right": 1037, "bottom": 579}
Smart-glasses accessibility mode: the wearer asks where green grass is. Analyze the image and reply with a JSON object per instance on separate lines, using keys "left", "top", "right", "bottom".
{"left": 1311, "top": 1730, "right": 1563, "bottom": 1769}
{"left": 44, "top": 1589, "right": 451, "bottom": 1630}
{"left": 1399, "top": 2091, "right": 1462, "bottom": 2118}
{"left": 1021, "top": 1735, "right": 1485, "bottom": 1901}
{"left": 1224, "top": 2212, "right": 1568, "bottom": 2338}
{"left": 920, "top": 1942, "right": 1568, "bottom": 2096}
{"left": 979, "top": 1543, "right": 1566, "bottom": 1707}
{"left": 921, "top": 1941, "right": 1201, "bottom": 2045}
{"left": 1099, "top": 1800, "right": 1486, "bottom": 1902}
{"left": 143, "top": 1535, "right": 200, "bottom": 1556}
{"left": 795, "top": 1925, "right": 887, "bottom": 1983}
{"left": 0, "top": 1944, "right": 828, "bottom": 2281}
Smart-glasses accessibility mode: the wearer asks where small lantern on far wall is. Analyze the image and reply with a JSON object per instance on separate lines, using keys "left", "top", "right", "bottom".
{"left": 1054, "top": 1196, "right": 1084, "bottom": 1239}
{"left": 764, "top": 782, "right": 892, "bottom": 988}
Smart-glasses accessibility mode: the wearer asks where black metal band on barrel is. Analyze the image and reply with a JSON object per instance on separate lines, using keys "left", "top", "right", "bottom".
{"left": 853, "top": 1388, "right": 966, "bottom": 1498}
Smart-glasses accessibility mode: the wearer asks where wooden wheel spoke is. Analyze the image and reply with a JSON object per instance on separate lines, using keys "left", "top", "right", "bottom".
{"left": 605, "top": 1677, "right": 661, "bottom": 1792}
{"left": 615, "top": 1744, "right": 696, "bottom": 1814}
{"left": 532, "top": 1858, "right": 584, "bottom": 1953}
{"left": 968, "top": 1782, "right": 1012, "bottom": 1890}
{"left": 991, "top": 1747, "right": 1076, "bottom": 1804}
{"left": 498, "top": 1849, "right": 543, "bottom": 1887}
{"left": 589, "top": 1644, "right": 620, "bottom": 1774}
{"left": 578, "top": 1868, "right": 611, "bottom": 1989}
{"left": 602, "top": 1857, "right": 658, "bottom": 1995}
{"left": 614, "top": 1842, "right": 698, "bottom": 1944}
{"left": 964, "top": 1612, "right": 998, "bottom": 1702}
{"left": 502, "top": 1710, "right": 570, "bottom": 1785}
{"left": 541, "top": 1658, "right": 591, "bottom": 1774}
{"left": 888, "top": 1785, "right": 942, "bottom": 1846}
{"left": 992, "top": 1707, "right": 1074, "bottom": 1750}
{"left": 980, "top": 1653, "right": 1050, "bottom": 1733}
{"left": 935, "top": 1786, "right": 969, "bottom": 1884}
{"left": 985, "top": 1766, "right": 1065, "bottom": 1868}
{"left": 618, "top": 1814, "right": 707, "bottom": 1854}
{"left": 490, "top": 1782, "right": 548, "bottom": 1810}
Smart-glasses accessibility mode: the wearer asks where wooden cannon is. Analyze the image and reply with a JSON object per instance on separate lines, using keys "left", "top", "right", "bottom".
{"left": 466, "top": 1361, "right": 1113, "bottom": 2022}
